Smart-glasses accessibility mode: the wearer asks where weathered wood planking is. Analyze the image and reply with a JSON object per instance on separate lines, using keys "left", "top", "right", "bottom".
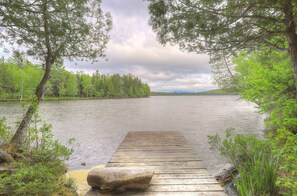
{"left": 98, "top": 131, "right": 225, "bottom": 195}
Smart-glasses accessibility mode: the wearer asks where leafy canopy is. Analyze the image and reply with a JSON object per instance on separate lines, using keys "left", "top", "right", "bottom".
{"left": 0, "top": 0, "right": 112, "bottom": 63}
{"left": 148, "top": 0, "right": 290, "bottom": 55}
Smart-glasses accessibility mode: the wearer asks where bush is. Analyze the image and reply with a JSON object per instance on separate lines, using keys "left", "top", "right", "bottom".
{"left": 0, "top": 117, "right": 13, "bottom": 144}
{"left": 271, "top": 128, "right": 297, "bottom": 195}
{"left": 0, "top": 113, "right": 75, "bottom": 195}
{"left": 0, "top": 163, "right": 59, "bottom": 196}
{"left": 234, "top": 49, "right": 297, "bottom": 133}
{"left": 208, "top": 129, "right": 278, "bottom": 195}
{"left": 23, "top": 119, "right": 74, "bottom": 162}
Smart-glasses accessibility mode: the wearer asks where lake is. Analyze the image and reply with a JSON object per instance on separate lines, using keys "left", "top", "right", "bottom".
{"left": 0, "top": 96, "right": 264, "bottom": 172}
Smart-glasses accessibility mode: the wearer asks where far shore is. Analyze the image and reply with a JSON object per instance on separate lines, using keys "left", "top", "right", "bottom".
{"left": 0, "top": 96, "right": 151, "bottom": 103}
{"left": 0, "top": 94, "right": 240, "bottom": 103}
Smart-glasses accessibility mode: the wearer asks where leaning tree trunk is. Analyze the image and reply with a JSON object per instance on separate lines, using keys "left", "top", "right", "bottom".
{"left": 9, "top": 58, "right": 53, "bottom": 150}
{"left": 4, "top": 68, "right": 51, "bottom": 156}
{"left": 284, "top": 0, "right": 297, "bottom": 100}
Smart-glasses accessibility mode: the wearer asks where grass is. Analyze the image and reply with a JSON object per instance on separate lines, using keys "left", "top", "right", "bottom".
{"left": 235, "top": 151, "right": 278, "bottom": 195}
{"left": 64, "top": 177, "right": 78, "bottom": 190}
{"left": 208, "top": 129, "right": 279, "bottom": 196}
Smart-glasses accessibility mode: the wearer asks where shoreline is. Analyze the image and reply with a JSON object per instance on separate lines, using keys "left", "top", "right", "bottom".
{"left": 0, "top": 94, "right": 241, "bottom": 103}
{"left": 0, "top": 96, "right": 150, "bottom": 103}
{"left": 66, "top": 165, "right": 105, "bottom": 196}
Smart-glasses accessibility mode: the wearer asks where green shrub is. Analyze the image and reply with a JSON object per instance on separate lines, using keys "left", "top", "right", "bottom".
{"left": 0, "top": 163, "right": 59, "bottom": 196}
{"left": 271, "top": 128, "right": 297, "bottom": 195}
{"left": 208, "top": 129, "right": 278, "bottom": 196}
{"left": 19, "top": 112, "right": 74, "bottom": 162}
{"left": 0, "top": 113, "right": 75, "bottom": 195}
{"left": 0, "top": 117, "right": 13, "bottom": 144}
{"left": 234, "top": 49, "right": 297, "bottom": 133}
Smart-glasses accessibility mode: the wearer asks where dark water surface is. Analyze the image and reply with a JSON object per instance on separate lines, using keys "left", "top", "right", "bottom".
{"left": 0, "top": 96, "right": 264, "bottom": 172}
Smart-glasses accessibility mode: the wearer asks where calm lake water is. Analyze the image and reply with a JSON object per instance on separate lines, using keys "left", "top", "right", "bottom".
{"left": 0, "top": 96, "right": 264, "bottom": 172}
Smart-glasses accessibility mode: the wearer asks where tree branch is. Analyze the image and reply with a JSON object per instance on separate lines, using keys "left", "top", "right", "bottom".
{"left": 262, "top": 40, "right": 289, "bottom": 53}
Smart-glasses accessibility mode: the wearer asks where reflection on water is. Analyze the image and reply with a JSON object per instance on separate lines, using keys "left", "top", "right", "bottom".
{"left": 0, "top": 96, "right": 264, "bottom": 171}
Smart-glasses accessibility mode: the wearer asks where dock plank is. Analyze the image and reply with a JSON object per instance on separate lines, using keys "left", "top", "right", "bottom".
{"left": 107, "top": 161, "right": 203, "bottom": 167}
{"left": 150, "top": 178, "right": 219, "bottom": 185}
{"left": 97, "top": 131, "right": 225, "bottom": 195}
{"left": 147, "top": 184, "right": 224, "bottom": 192}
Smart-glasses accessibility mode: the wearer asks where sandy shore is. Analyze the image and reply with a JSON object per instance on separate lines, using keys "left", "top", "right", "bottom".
{"left": 66, "top": 165, "right": 105, "bottom": 195}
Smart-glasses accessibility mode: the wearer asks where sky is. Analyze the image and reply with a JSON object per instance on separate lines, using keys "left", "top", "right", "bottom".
{"left": 65, "top": 0, "right": 216, "bottom": 92}
{"left": 2, "top": 0, "right": 217, "bottom": 92}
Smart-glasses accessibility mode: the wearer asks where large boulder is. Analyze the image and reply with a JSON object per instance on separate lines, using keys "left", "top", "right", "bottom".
{"left": 87, "top": 167, "right": 153, "bottom": 192}
{"left": 214, "top": 163, "right": 237, "bottom": 186}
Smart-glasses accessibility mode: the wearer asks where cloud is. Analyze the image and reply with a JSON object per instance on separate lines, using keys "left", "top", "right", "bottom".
{"left": 102, "top": 0, "right": 149, "bottom": 18}
{"left": 64, "top": 0, "right": 216, "bottom": 92}
{"left": 149, "top": 74, "right": 216, "bottom": 92}
{"left": 130, "top": 66, "right": 177, "bottom": 81}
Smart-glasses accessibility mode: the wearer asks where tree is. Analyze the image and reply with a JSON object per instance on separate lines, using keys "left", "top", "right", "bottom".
{"left": 65, "top": 73, "right": 78, "bottom": 97}
{"left": 50, "top": 64, "right": 68, "bottom": 97}
{"left": 0, "top": 62, "right": 15, "bottom": 98}
{"left": 234, "top": 48, "right": 297, "bottom": 132}
{"left": 8, "top": 51, "right": 29, "bottom": 68}
{"left": 148, "top": 0, "right": 297, "bottom": 97}
{"left": 210, "top": 55, "right": 238, "bottom": 92}
{"left": 0, "top": 61, "right": 151, "bottom": 99}
{"left": 128, "top": 86, "right": 134, "bottom": 97}
{"left": 0, "top": 0, "right": 111, "bottom": 150}
{"left": 23, "top": 65, "right": 43, "bottom": 98}
{"left": 105, "top": 78, "right": 115, "bottom": 97}
{"left": 142, "top": 83, "right": 151, "bottom": 97}
{"left": 80, "top": 74, "right": 93, "bottom": 97}
{"left": 111, "top": 74, "right": 124, "bottom": 97}
{"left": 91, "top": 70, "right": 101, "bottom": 97}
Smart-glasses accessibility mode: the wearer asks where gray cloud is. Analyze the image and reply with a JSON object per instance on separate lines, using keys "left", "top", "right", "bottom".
{"left": 65, "top": 0, "right": 216, "bottom": 92}
{"left": 102, "top": 0, "right": 149, "bottom": 18}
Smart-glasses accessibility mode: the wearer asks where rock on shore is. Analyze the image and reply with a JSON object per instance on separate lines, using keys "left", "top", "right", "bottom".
{"left": 87, "top": 167, "right": 153, "bottom": 191}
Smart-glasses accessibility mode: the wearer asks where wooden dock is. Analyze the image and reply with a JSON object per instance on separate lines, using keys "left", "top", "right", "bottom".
{"left": 101, "top": 131, "right": 225, "bottom": 195}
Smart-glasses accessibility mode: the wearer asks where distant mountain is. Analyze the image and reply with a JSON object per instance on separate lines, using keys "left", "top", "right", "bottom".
{"left": 195, "top": 89, "right": 238, "bottom": 95}
{"left": 151, "top": 89, "right": 238, "bottom": 96}
{"left": 172, "top": 89, "right": 192, "bottom": 93}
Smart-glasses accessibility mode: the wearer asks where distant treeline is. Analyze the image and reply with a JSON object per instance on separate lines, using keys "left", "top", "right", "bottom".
{"left": 151, "top": 89, "right": 238, "bottom": 96}
{"left": 0, "top": 61, "right": 150, "bottom": 100}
